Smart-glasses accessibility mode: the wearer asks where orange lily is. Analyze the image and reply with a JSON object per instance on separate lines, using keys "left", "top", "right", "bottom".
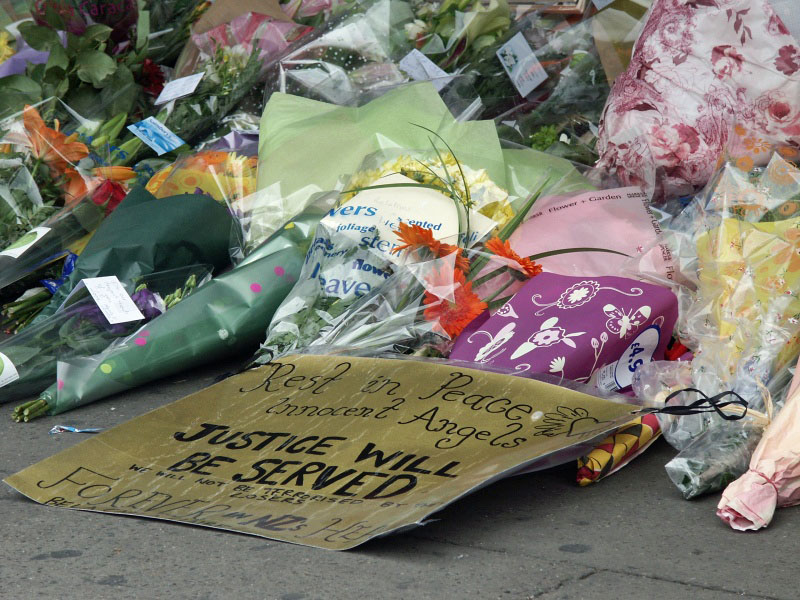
{"left": 22, "top": 105, "right": 88, "bottom": 174}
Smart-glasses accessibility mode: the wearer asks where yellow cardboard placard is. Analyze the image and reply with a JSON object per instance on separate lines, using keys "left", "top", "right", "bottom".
{"left": 5, "top": 355, "right": 637, "bottom": 549}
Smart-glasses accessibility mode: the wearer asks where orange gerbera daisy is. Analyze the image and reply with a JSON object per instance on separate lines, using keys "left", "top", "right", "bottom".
{"left": 485, "top": 237, "right": 543, "bottom": 278}
{"left": 423, "top": 266, "right": 487, "bottom": 339}
{"left": 22, "top": 105, "right": 88, "bottom": 173}
{"left": 393, "top": 223, "right": 470, "bottom": 271}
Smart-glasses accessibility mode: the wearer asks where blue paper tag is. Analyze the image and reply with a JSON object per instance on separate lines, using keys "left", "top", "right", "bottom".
{"left": 127, "top": 117, "right": 186, "bottom": 156}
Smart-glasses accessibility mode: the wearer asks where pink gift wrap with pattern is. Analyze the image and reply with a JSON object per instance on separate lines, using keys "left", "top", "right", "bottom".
{"left": 451, "top": 273, "right": 679, "bottom": 391}
{"left": 596, "top": 0, "right": 800, "bottom": 200}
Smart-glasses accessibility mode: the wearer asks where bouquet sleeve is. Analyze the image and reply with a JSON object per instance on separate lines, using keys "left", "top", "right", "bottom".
{"left": 717, "top": 356, "right": 800, "bottom": 530}
{"left": 31, "top": 187, "right": 234, "bottom": 324}
{"left": 256, "top": 82, "right": 505, "bottom": 226}
{"left": 30, "top": 198, "right": 331, "bottom": 417}
{"left": 2, "top": 264, "right": 211, "bottom": 407}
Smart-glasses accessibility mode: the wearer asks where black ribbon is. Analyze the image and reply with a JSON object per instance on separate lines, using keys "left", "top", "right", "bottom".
{"left": 648, "top": 387, "right": 749, "bottom": 421}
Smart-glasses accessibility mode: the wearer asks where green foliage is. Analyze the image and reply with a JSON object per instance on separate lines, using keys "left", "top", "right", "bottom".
{"left": 0, "top": 19, "right": 141, "bottom": 121}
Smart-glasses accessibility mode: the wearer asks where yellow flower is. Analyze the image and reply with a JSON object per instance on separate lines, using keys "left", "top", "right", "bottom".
{"left": 343, "top": 153, "right": 512, "bottom": 228}
{"left": 0, "top": 31, "right": 14, "bottom": 65}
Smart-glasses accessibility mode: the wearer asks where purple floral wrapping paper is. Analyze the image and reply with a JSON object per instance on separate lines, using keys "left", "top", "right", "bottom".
{"left": 451, "top": 273, "right": 679, "bottom": 391}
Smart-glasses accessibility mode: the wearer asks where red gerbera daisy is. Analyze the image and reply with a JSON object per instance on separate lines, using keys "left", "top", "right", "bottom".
{"left": 485, "top": 237, "right": 543, "bottom": 278}
{"left": 423, "top": 266, "right": 487, "bottom": 339}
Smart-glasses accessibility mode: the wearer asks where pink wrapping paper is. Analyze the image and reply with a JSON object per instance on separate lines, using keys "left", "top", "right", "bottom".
{"left": 597, "top": 0, "right": 800, "bottom": 201}
{"left": 508, "top": 187, "right": 663, "bottom": 278}
{"left": 717, "top": 357, "right": 800, "bottom": 530}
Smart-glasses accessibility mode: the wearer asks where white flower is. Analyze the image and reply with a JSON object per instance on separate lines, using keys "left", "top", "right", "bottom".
{"left": 549, "top": 356, "right": 566, "bottom": 373}
{"left": 404, "top": 19, "right": 428, "bottom": 42}
{"left": 218, "top": 329, "right": 229, "bottom": 340}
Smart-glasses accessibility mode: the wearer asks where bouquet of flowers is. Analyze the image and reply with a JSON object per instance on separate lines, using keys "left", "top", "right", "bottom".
{"left": 631, "top": 145, "right": 800, "bottom": 499}
{"left": 109, "top": 12, "right": 312, "bottom": 166}
{"left": 5, "top": 265, "right": 209, "bottom": 412}
{"left": 463, "top": 12, "right": 614, "bottom": 165}
{"left": 256, "top": 136, "right": 514, "bottom": 359}
{"left": 28, "top": 186, "right": 235, "bottom": 326}
{"left": 0, "top": 181, "right": 126, "bottom": 298}
{"left": 16, "top": 196, "right": 331, "bottom": 420}
{"left": 144, "top": 149, "right": 259, "bottom": 205}
{"left": 0, "top": 102, "right": 136, "bottom": 237}
{"left": 261, "top": 0, "right": 418, "bottom": 106}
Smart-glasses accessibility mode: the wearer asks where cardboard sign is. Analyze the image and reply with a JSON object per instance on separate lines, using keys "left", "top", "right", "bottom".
{"left": 5, "top": 355, "right": 638, "bottom": 550}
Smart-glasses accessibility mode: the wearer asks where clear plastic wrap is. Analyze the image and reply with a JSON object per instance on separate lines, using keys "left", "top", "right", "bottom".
{"left": 255, "top": 142, "right": 515, "bottom": 360}
{"left": 0, "top": 191, "right": 106, "bottom": 293}
{"left": 259, "top": 0, "right": 484, "bottom": 113}
{"left": 629, "top": 146, "right": 800, "bottom": 498}
{"left": 144, "top": 149, "right": 259, "bottom": 208}
{"left": 478, "top": 12, "right": 613, "bottom": 164}
{"left": 110, "top": 14, "right": 312, "bottom": 166}
{"left": 23, "top": 196, "right": 333, "bottom": 420}
{"left": 3, "top": 265, "right": 211, "bottom": 409}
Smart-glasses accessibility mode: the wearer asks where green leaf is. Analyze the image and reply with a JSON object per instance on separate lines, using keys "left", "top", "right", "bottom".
{"left": 1, "top": 75, "right": 43, "bottom": 95}
{"left": 27, "top": 63, "right": 46, "bottom": 82}
{"left": 65, "top": 85, "right": 102, "bottom": 118}
{"left": 82, "top": 24, "right": 113, "bottom": 43}
{"left": 17, "top": 22, "right": 61, "bottom": 52}
{"left": 75, "top": 50, "right": 117, "bottom": 87}
{"left": 98, "top": 65, "right": 138, "bottom": 118}
{"left": 45, "top": 43, "right": 69, "bottom": 73}
{"left": 136, "top": 9, "right": 150, "bottom": 52}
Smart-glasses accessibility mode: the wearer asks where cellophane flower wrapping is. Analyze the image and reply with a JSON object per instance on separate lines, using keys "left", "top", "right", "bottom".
{"left": 251, "top": 82, "right": 506, "bottom": 256}
{"left": 35, "top": 197, "right": 333, "bottom": 417}
{"left": 145, "top": 149, "right": 259, "bottom": 207}
{"left": 271, "top": 146, "right": 598, "bottom": 360}
{"left": 596, "top": 0, "right": 800, "bottom": 202}
{"left": 261, "top": 0, "right": 482, "bottom": 108}
{"left": 471, "top": 11, "right": 618, "bottom": 165}
{"left": 630, "top": 144, "right": 800, "bottom": 498}
{"left": 717, "top": 355, "right": 800, "bottom": 531}
{"left": 0, "top": 264, "right": 210, "bottom": 405}
{"left": 173, "top": 12, "right": 313, "bottom": 79}
{"left": 254, "top": 144, "right": 513, "bottom": 361}
{"left": 111, "top": 13, "right": 312, "bottom": 166}
{"left": 0, "top": 98, "right": 134, "bottom": 245}
{"left": 30, "top": 186, "right": 235, "bottom": 325}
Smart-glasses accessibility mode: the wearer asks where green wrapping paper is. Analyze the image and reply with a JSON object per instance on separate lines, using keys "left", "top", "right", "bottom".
{"left": 249, "top": 83, "right": 507, "bottom": 246}
{"left": 31, "top": 199, "right": 331, "bottom": 416}
{"left": 31, "top": 187, "right": 235, "bottom": 324}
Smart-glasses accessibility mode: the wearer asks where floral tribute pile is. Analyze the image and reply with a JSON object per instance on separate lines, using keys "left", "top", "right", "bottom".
{"left": 2, "top": 0, "right": 800, "bottom": 534}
